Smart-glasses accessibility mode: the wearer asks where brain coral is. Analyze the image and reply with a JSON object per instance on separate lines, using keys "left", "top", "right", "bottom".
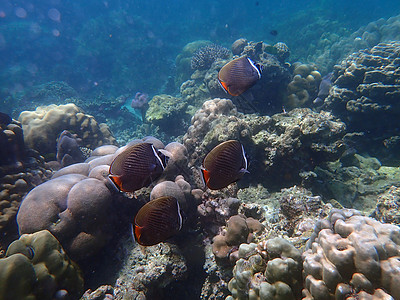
{"left": 16, "top": 144, "right": 122, "bottom": 261}
{"left": 0, "top": 230, "right": 83, "bottom": 300}
{"left": 18, "top": 103, "right": 116, "bottom": 158}
{"left": 303, "top": 209, "right": 400, "bottom": 299}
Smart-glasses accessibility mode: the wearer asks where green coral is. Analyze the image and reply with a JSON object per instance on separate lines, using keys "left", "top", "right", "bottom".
{"left": 145, "top": 94, "right": 190, "bottom": 136}
{"left": 0, "top": 230, "right": 83, "bottom": 300}
{"left": 314, "top": 153, "right": 400, "bottom": 214}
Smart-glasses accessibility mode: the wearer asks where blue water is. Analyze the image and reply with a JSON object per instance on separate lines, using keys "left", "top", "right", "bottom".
{"left": 1, "top": 0, "right": 399, "bottom": 115}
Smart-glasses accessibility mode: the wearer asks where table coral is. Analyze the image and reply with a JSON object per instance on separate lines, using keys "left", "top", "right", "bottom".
{"left": 0, "top": 230, "right": 83, "bottom": 300}
{"left": 303, "top": 209, "right": 400, "bottom": 299}
{"left": 18, "top": 103, "right": 116, "bottom": 159}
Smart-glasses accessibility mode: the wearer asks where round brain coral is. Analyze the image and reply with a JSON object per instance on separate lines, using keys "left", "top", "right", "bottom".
{"left": 16, "top": 144, "right": 122, "bottom": 261}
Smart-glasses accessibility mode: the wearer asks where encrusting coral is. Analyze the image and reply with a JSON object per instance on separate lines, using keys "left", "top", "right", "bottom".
{"left": 303, "top": 208, "right": 400, "bottom": 299}
{"left": 184, "top": 98, "right": 346, "bottom": 190}
{"left": 145, "top": 94, "right": 190, "bottom": 136}
{"left": 0, "top": 230, "right": 83, "bottom": 300}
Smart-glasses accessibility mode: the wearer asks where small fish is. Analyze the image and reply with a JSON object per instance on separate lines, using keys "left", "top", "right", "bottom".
{"left": 201, "top": 140, "right": 248, "bottom": 190}
{"left": 109, "top": 142, "right": 168, "bottom": 192}
{"left": 313, "top": 72, "right": 333, "bottom": 105}
{"left": 218, "top": 56, "right": 262, "bottom": 96}
{"left": 133, "top": 196, "right": 182, "bottom": 246}
{"left": 0, "top": 112, "right": 12, "bottom": 126}
{"left": 270, "top": 30, "right": 278, "bottom": 36}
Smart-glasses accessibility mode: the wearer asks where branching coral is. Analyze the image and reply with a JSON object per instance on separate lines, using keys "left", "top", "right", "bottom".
{"left": 191, "top": 44, "right": 231, "bottom": 70}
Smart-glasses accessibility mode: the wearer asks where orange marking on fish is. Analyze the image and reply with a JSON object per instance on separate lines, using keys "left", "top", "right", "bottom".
{"left": 134, "top": 225, "right": 143, "bottom": 242}
{"left": 219, "top": 80, "right": 229, "bottom": 92}
{"left": 109, "top": 175, "right": 126, "bottom": 192}
{"left": 201, "top": 168, "right": 211, "bottom": 186}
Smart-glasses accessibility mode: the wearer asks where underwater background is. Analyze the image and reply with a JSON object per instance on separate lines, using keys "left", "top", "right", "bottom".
{"left": 2, "top": 0, "right": 400, "bottom": 299}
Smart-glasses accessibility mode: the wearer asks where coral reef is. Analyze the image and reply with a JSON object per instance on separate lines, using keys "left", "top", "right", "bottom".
{"left": 145, "top": 94, "right": 190, "bottom": 136}
{"left": 0, "top": 118, "right": 25, "bottom": 167}
{"left": 150, "top": 175, "right": 196, "bottom": 212}
{"left": 0, "top": 230, "right": 83, "bottom": 300}
{"left": 130, "top": 92, "right": 149, "bottom": 110}
{"left": 15, "top": 81, "right": 79, "bottom": 113}
{"left": 324, "top": 41, "right": 400, "bottom": 130}
{"left": 113, "top": 240, "right": 187, "bottom": 299}
{"left": 226, "top": 41, "right": 292, "bottom": 114}
{"left": 18, "top": 103, "right": 116, "bottom": 160}
{"left": 184, "top": 98, "right": 346, "bottom": 189}
{"left": 303, "top": 208, "right": 400, "bottom": 299}
{"left": 212, "top": 214, "right": 264, "bottom": 263}
{"left": 284, "top": 63, "right": 321, "bottom": 110}
{"left": 231, "top": 38, "right": 248, "bottom": 56}
{"left": 237, "top": 185, "right": 332, "bottom": 250}
{"left": 16, "top": 144, "right": 124, "bottom": 261}
{"left": 175, "top": 40, "right": 213, "bottom": 87}
{"left": 226, "top": 237, "right": 303, "bottom": 300}
{"left": 191, "top": 44, "right": 231, "bottom": 70}
{"left": 179, "top": 40, "right": 292, "bottom": 115}
{"left": 323, "top": 41, "right": 400, "bottom": 164}
{"left": 310, "top": 14, "right": 400, "bottom": 74}
{"left": 16, "top": 137, "right": 191, "bottom": 260}
{"left": 0, "top": 119, "right": 52, "bottom": 252}
{"left": 313, "top": 153, "right": 400, "bottom": 214}
{"left": 371, "top": 186, "right": 400, "bottom": 225}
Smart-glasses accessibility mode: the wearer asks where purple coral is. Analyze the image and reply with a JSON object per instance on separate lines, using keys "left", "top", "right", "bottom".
{"left": 130, "top": 92, "right": 149, "bottom": 109}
